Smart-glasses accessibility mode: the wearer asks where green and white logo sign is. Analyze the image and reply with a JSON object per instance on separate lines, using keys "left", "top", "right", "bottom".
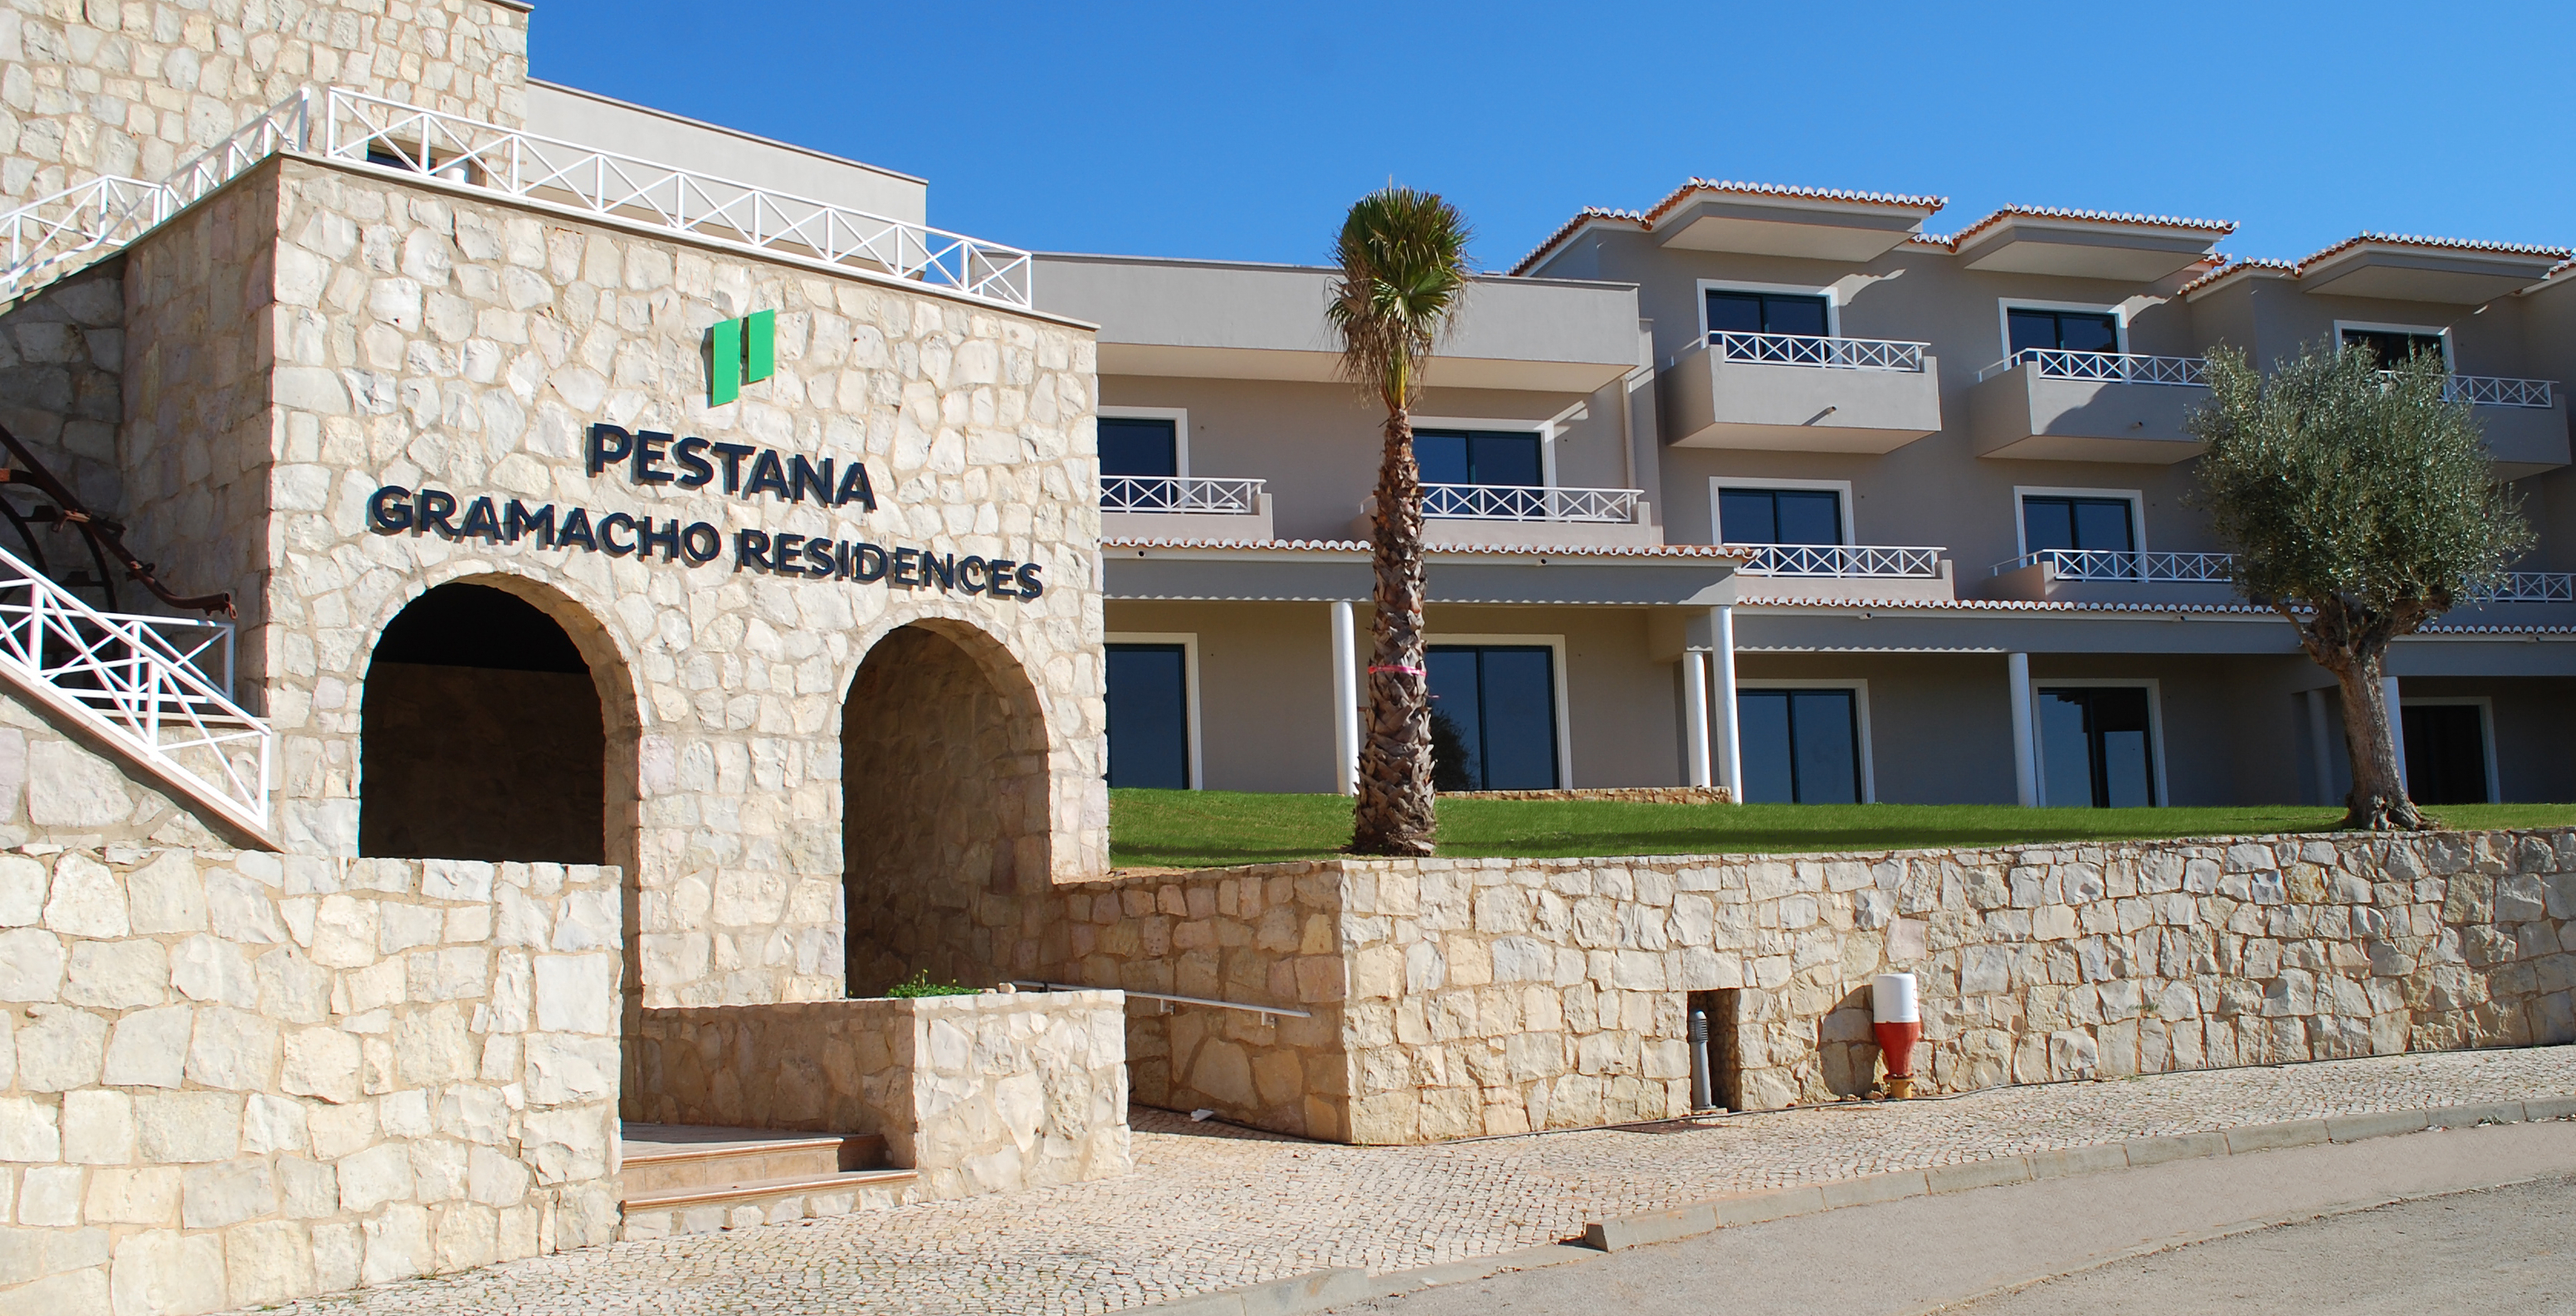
{"left": 709, "top": 310, "right": 775, "bottom": 406}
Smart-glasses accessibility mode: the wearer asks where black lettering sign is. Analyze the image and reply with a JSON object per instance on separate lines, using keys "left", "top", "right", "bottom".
{"left": 458, "top": 496, "right": 500, "bottom": 543}
{"left": 1016, "top": 563, "right": 1043, "bottom": 598}
{"left": 638, "top": 518, "right": 681, "bottom": 562}
{"left": 789, "top": 455, "right": 833, "bottom": 504}
{"left": 632, "top": 431, "right": 675, "bottom": 485}
{"left": 891, "top": 546, "right": 918, "bottom": 587}
{"left": 744, "top": 450, "right": 791, "bottom": 500}
{"left": 711, "top": 442, "right": 755, "bottom": 494}
{"left": 959, "top": 555, "right": 988, "bottom": 594}
{"left": 736, "top": 529, "right": 772, "bottom": 571}
{"left": 681, "top": 523, "right": 721, "bottom": 564}
{"left": 587, "top": 424, "right": 633, "bottom": 476}
{"left": 987, "top": 558, "right": 1017, "bottom": 599}
{"left": 851, "top": 543, "right": 887, "bottom": 582}
{"left": 417, "top": 489, "right": 459, "bottom": 537}
{"left": 368, "top": 485, "right": 412, "bottom": 533}
{"left": 504, "top": 500, "right": 555, "bottom": 547}
{"left": 834, "top": 462, "right": 876, "bottom": 510}
{"left": 598, "top": 512, "right": 637, "bottom": 557}
{"left": 558, "top": 507, "right": 598, "bottom": 552}
{"left": 673, "top": 436, "right": 715, "bottom": 488}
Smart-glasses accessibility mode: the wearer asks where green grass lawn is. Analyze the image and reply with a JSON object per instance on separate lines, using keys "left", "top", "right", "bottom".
{"left": 1107, "top": 788, "right": 2576, "bottom": 870}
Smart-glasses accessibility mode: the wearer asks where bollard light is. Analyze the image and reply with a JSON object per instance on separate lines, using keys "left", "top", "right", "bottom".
{"left": 1872, "top": 972, "right": 1921, "bottom": 1099}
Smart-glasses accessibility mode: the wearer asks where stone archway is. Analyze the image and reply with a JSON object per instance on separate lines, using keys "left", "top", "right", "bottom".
{"left": 842, "top": 621, "right": 1053, "bottom": 996}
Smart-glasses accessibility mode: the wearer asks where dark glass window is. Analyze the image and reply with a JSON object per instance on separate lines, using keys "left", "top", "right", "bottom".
{"left": 1427, "top": 646, "right": 1559, "bottom": 791}
{"left": 1737, "top": 689, "right": 1861, "bottom": 804}
{"left": 1718, "top": 487, "right": 1843, "bottom": 545}
{"left": 1098, "top": 417, "right": 1179, "bottom": 477}
{"left": 2022, "top": 495, "right": 2135, "bottom": 554}
{"left": 1413, "top": 429, "right": 1542, "bottom": 487}
{"left": 1706, "top": 290, "right": 1830, "bottom": 338}
{"left": 2038, "top": 687, "right": 2156, "bottom": 807}
{"left": 2402, "top": 704, "right": 2489, "bottom": 805}
{"left": 2008, "top": 308, "right": 2120, "bottom": 356}
{"left": 2339, "top": 328, "right": 2447, "bottom": 369}
{"left": 1105, "top": 644, "right": 1189, "bottom": 788}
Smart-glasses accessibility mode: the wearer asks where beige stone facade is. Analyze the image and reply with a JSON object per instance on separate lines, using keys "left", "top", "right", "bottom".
{"left": 0, "top": 844, "right": 623, "bottom": 1312}
{"left": 0, "top": 0, "right": 530, "bottom": 212}
{"left": 1056, "top": 829, "right": 2576, "bottom": 1145}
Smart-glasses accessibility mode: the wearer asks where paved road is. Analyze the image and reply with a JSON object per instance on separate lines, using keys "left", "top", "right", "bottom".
{"left": 1338, "top": 1120, "right": 2576, "bottom": 1316}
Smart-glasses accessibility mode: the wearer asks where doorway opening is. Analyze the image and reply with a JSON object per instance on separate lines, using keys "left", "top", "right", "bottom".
{"left": 1686, "top": 988, "right": 1741, "bottom": 1112}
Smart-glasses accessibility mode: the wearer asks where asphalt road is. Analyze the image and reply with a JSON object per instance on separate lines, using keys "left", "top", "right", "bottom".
{"left": 1334, "top": 1120, "right": 2576, "bottom": 1315}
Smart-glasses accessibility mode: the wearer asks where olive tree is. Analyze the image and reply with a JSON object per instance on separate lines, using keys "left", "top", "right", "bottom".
{"left": 2188, "top": 339, "right": 2531, "bottom": 829}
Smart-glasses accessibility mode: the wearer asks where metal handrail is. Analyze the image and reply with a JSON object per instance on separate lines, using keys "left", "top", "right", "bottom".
{"left": 1711, "top": 330, "right": 1926, "bottom": 373}
{"left": 1727, "top": 543, "right": 1944, "bottom": 578}
{"left": 317, "top": 89, "right": 1036, "bottom": 308}
{"left": 1008, "top": 980, "right": 1313, "bottom": 1023}
{"left": 0, "top": 542, "right": 267, "bottom": 833}
{"left": 1975, "top": 348, "right": 2208, "bottom": 387}
{"left": 1421, "top": 483, "right": 1642, "bottom": 523}
{"left": 1992, "top": 548, "right": 2236, "bottom": 582}
{"left": 1100, "top": 475, "right": 1265, "bottom": 514}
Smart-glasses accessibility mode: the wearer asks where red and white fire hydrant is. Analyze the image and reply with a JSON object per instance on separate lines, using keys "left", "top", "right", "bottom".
{"left": 1872, "top": 972, "right": 1921, "bottom": 1099}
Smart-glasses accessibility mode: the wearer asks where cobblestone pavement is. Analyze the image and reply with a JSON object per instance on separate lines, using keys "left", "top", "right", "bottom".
{"left": 253, "top": 1046, "right": 2576, "bottom": 1316}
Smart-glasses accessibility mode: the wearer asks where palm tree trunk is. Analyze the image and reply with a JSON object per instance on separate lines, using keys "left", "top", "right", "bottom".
{"left": 1350, "top": 407, "right": 1436, "bottom": 856}
{"left": 2329, "top": 650, "right": 2423, "bottom": 831}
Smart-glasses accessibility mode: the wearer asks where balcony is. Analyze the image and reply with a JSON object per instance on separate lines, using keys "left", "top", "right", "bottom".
{"left": 2437, "top": 374, "right": 2568, "bottom": 477}
{"left": 1983, "top": 548, "right": 2237, "bottom": 603}
{"left": 1969, "top": 350, "right": 2210, "bottom": 464}
{"left": 1726, "top": 542, "right": 1957, "bottom": 602}
{"left": 1100, "top": 475, "right": 1273, "bottom": 541}
{"left": 1662, "top": 330, "right": 1944, "bottom": 454}
{"left": 1354, "top": 483, "right": 1661, "bottom": 548}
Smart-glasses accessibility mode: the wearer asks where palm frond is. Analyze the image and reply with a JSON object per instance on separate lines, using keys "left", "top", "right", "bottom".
{"left": 1325, "top": 187, "right": 1474, "bottom": 411}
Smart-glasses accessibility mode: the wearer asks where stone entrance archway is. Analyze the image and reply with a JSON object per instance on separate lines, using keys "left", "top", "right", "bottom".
{"left": 842, "top": 621, "right": 1052, "bottom": 996}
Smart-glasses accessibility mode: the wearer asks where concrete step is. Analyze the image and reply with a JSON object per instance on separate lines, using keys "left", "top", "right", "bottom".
{"left": 617, "top": 1123, "right": 915, "bottom": 1240}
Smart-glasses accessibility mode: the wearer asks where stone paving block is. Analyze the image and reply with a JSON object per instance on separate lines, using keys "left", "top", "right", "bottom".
{"left": 1927, "top": 1156, "right": 2034, "bottom": 1194}
{"left": 1819, "top": 1170, "right": 1929, "bottom": 1210}
{"left": 1715, "top": 1185, "right": 1829, "bottom": 1226}
{"left": 2123, "top": 1130, "right": 2230, "bottom": 1167}
{"left": 1582, "top": 1203, "right": 1716, "bottom": 1251}
{"left": 2427, "top": 1101, "right": 2529, "bottom": 1128}
{"left": 2523, "top": 1096, "right": 2576, "bottom": 1121}
{"left": 2027, "top": 1142, "right": 2134, "bottom": 1181}
{"left": 2224, "top": 1119, "right": 2331, "bottom": 1154}
{"left": 2327, "top": 1109, "right": 2432, "bottom": 1143}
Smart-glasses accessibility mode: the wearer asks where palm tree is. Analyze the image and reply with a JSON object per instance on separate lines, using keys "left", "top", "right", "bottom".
{"left": 1327, "top": 187, "right": 1472, "bottom": 856}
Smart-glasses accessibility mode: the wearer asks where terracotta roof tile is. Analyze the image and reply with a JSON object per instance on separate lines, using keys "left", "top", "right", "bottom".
{"left": 1944, "top": 203, "right": 2237, "bottom": 251}
{"left": 1101, "top": 536, "right": 1747, "bottom": 559}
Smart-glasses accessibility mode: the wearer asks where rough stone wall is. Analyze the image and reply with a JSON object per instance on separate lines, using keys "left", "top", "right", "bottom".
{"left": 0, "top": 844, "right": 623, "bottom": 1313}
{"left": 0, "top": 0, "right": 531, "bottom": 212}
{"left": 0, "top": 258, "right": 123, "bottom": 514}
{"left": 1048, "top": 865, "right": 1351, "bottom": 1141}
{"left": 630, "top": 991, "right": 1131, "bottom": 1201}
{"left": 0, "top": 688, "right": 231, "bottom": 850}
{"left": 109, "top": 155, "right": 1104, "bottom": 1021}
{"left": 1064, "top": 829, "right": 2576, "bottom": 1146}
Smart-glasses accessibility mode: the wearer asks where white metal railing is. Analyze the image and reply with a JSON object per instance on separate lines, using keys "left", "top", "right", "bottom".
{"left": 1100, "top": 475, "right": 1265, "bottom": 514}
{"left": 0, "top": 90, "right": 308, "bottom": 305}
{"left": 1976, "top": 348, "right": 2208, "bottom": 387}
{"left": 0, "top": 544, "right": 267, "bottom": 832}
{"left": 1009, "top": 980, "right": 1312, "bottom": 1024}
{"left": 1422, "top": 483, "right": 1642, "bottom": 523}
{"left": 2441, "top": 374, "right": 2556, "bottom": 409}
{"left": 316, "top": 90, "right": 1034, "bottom": 307}
{"left": 1712, "top": 330, "right": 1927, "bottom": 373}
{"left": 2467, "top": 573, "right": 2576, "bottom": 603}
{"left": 1727, "top": 543, "right": 1944, "bottom": 578}
{"left": 1992, "top": 548, "right": 2237, "bottom": 582}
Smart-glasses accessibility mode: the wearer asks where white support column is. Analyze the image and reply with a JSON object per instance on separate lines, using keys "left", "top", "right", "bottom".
{"left": 1711, "top": 605, "right": 1742, "bottom": 802}
{"left": 2383, "top": 675, "right": 2408, "bottom": 795}
{"left": 1331, "top": 599, "right": 1359, "bottom": 796}
{"left": 2305, "top": 687, "right": 2336, "bottom": 804}
{"left": 2008, "top": 651, "right": 2037, "bottom": 807}
{"left": 1681, "top": 649, "right": 1712, "bottom": 788}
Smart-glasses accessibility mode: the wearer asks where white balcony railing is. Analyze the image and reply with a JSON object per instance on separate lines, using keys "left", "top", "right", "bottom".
{"left": 2467, "top": 573, "right": 2576, "bottom": 603}
{"left": 1100, "top": 475, "right": 1265, "bottom": 514}
{"left": 0, "top": 544, "right": 268, "bottom": 835}
{"left": 1422, "top": 484, "right": 1642, "bottom": 523}
{"left": 1975, "top": 349, "right": 2208, "bottom": 387}
{"left": 1712, "top": 330, "right": 1927, "bottom": 373}
{"left": 2441, "top": 374, "right": 2556, "bottom": 409}
{"left": 1993, "top": 549, "right": 2237, "bottom": 582}
{"left": 1728, "top": 543, "right": 1944, "bottom": 578}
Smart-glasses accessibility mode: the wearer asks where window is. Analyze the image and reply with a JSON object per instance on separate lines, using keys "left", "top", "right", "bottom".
{"left": 2008, "top": 308, "right": 2120, "bottom": 357}
{"left": 1718, "top": 487, "right": 1844, "bottom": 545}
{"left": 2037, "top": 687, "right": 2157, "bottom": 807}
{"left": 1098, "top": 417, "right": 1178, "bottom": 478}
{"left": 2339, "top": 326, "right": 2447, "bottom": 369}
{"left": 1737, "top": 689, "right": 1861, "bottom": 804}
{"left": 2402, "top": 704, "right": 2491, "bottom": 805}
{"left": 2022, "top": 495, "right": 2136, "bottom": 556}
{"left": 1706, "top": 289, "right": 1830, "bottom": 339}
{"left": 1413, "top": 429, "right": 1541, "bottom": 488}
{"left": 1427, "top": 646, "right": 1559, "bottom": 790}
{"left": 1105, "top": 643, "right": 1190, "bottom": 788}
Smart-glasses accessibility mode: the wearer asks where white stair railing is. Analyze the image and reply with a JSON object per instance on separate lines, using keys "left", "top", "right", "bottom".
{"left": 0, "top": 544, "right": 268, "bottom": 836}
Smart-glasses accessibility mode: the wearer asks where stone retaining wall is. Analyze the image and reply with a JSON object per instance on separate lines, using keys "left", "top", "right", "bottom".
{"left": 1060, "top": 829, "right": 2576, "bottom": 1145}
{"left": 0, "top": 846, "right": 622, "bottom": 1312}
{"left": 629, "top": 991, "right": 1131, "bottom": 1201}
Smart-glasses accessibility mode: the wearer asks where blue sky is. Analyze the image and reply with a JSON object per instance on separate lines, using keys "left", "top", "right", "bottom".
{"left": 531, "top": 1, "right": 2574, "bottom": 273}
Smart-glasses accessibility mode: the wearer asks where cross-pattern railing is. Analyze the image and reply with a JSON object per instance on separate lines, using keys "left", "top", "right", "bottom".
{"left": 2440, "top": 374, "right": 2556, "bottom": 409}
{"left": 317, "top": 89, "right": 1035, "bottom": 307}
{"left": 2466, "top": 573, "right": 2576, "bottom": 603}
{"left": 1100, "top": 475, "right": 1265, "bottom": 514}
{"left": 1727, "top": 543, "right": 1944, "bottom": 578}
{"left": 1422, "top": 483, "right": 1642, "bottom": 523}
{"left": 1712, "top": 330, "right": 1926, "bottom": 373}
{"left": 1993, "top": 548, "right": 2237, "bottom": 582}
{"left": 0, "top": 543, "right": 266, "bottom": 834}
{"left": 1978, "top": 348, "right": 2208, "bottom": 387}
{"left": 0, "top": 90, "right": 308, "bottom": 306}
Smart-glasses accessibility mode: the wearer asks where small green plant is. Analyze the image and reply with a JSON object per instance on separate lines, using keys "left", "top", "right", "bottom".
{"left": 884, "top": 969, "right": 980, "bottom": 998}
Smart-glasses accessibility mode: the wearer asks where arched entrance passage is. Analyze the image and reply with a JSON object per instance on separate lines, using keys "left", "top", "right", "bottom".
{"left": 360, "top": 580, "right": 620, "bottom": 863}
{"left": 842, "top": 621, "right": 1051, "bottom": 996}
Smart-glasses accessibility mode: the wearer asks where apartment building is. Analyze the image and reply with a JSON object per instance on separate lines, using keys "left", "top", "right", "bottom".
{"left": 1042, "top": 183, "right": 2576, "bottom": 809}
